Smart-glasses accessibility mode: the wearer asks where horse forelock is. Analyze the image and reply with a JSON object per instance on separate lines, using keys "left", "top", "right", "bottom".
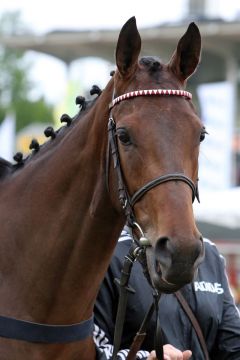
{"left": 137, "top": 56, "right": 185, "bottom": 90}
{"left": 139, "top": 56, "right": 162, "bottom": 71}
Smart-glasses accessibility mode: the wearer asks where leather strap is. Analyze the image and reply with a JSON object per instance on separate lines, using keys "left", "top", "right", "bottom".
{"left": 112, "top": 245, "right": 136, "bottom": 360}
{"left": 0, "top": 315, "right": 94, "bottom": 343}
{"left": 154, "top": 294, "right": 164, "bottom": 360}
{"left": 131, "top": 173, "right": 198, "bottom": 205}
{"left": 107, "top": 117, "right": 135, "bottom": 224}
{"left": 126, "top": 302, "right": 155, "bottom": 360}
{"left": 175, "top": 291, "right": 210, "bottom": 360}
{"left": 127, "top": 291, "right": 210, "bottom": 360}
{"left": 126, "top": 333, "right": 146, "bottom": 360}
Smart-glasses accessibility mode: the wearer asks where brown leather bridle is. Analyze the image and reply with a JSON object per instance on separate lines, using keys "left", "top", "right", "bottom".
{"left": 108, "top": 88, "right": 200, "bottom": 244}
{"left": 108, "top": 88, "right": 204, "bottom": 360}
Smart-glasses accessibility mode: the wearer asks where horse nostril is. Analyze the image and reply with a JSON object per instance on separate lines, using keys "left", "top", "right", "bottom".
{"left": 156, "top": 236, "right": 168, "bottom": 248}
{"left": 155, "top": 236, "right": 172, "bottom": 272}
{"left": 155, "top": 236, "right": 172, "bottom": 256}
{"left": 154, "top": 235, "right": 204, "bottom": 282}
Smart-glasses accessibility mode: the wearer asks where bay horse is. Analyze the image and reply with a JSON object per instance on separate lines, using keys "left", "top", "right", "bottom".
{"left": 0, "top": 17, "right": 204, "bottom": 359}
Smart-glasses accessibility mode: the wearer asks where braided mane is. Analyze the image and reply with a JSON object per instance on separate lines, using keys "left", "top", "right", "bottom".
{"left": 0, "top": 84, "right": 102, "bottom": 180}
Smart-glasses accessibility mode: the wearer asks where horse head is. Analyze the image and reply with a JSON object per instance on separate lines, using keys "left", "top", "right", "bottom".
{"left": 109, "top": 17, "right": 205, "bottom": 293}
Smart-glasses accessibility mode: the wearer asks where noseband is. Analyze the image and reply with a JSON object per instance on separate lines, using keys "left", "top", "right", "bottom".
{"left": 108, "top": 88, "right": 200, "bottom": 240}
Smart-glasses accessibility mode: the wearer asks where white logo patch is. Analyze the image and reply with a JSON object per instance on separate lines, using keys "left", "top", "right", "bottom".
{"left": 194, "top": 281, "right": 224, "bottom": 294}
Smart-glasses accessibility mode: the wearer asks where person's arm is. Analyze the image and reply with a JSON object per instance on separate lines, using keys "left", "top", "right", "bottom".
{"left": 94, "top": 323, "right": 192, "bottom": 360}
{"left": 93, "top": 251, "right": 192, "bottom": 360}
{"left": 213, "top": 255, "right": 240, "bottom": 359}
{"left": 94, "top": 322, "right": 150, "bottom": 359}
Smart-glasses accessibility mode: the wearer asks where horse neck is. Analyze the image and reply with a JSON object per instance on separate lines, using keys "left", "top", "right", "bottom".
{"left": 0, "top": 81, "right": 125, "bottom": 324}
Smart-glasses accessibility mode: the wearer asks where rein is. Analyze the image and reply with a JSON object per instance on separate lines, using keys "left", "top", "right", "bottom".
{"left": 113, "top": 245, "right": 209, "bottom": 360}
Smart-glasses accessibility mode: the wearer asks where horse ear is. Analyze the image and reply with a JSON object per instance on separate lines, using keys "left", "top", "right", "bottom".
{"left": 168, "top": 22, "right": 201, "bottom": 82}
{"left": 115, "top": 17, "right": 141, "bottom": 77}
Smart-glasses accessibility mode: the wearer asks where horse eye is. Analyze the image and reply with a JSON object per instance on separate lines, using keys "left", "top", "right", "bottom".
{"left": 200, "top": 128, "right": 208, "bottom": 143}
{"left": 116, "top": 128, "right": 131, "bottom": 145}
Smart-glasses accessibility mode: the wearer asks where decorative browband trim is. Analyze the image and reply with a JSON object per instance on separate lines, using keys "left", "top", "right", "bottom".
{"left": 109, "top": 89, "right": 192, "bottom": 109}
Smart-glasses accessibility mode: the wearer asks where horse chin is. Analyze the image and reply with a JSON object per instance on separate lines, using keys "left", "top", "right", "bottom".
{"left": 146, "top": 247, "right": 185, "bottom": 294}
{"left": 153, "top": 275, "right": 182, "bottom": 294}
{"left": 152, "top": 270, "right": 182, "bottom": 294}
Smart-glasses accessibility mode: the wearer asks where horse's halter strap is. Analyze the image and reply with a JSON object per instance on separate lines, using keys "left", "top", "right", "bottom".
{"left": 108, "top": 88, "right": 200, "bottom": 233}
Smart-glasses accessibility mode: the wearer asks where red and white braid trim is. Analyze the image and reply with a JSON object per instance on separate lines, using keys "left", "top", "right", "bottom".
{"left": 109, "top": 89, "right": 192, "bottom": 109}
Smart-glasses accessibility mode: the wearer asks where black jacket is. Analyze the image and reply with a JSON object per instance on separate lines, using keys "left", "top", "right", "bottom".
{"left": 94, "top": 230, "right": 240, "bottom": 360}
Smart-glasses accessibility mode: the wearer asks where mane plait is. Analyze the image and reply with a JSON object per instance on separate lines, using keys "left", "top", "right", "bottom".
{"left": 2, "top": 84, "right": 103, "bottom": 174}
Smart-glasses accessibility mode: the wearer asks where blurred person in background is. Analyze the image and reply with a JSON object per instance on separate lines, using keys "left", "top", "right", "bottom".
{"left": 94, "top": 227, "right": 240, "bottom": 360}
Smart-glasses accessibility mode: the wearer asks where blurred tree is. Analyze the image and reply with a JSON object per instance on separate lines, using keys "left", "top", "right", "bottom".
{"left": 0, "top": 11, "right": 54, "bottom": 131}
{"left": 14, "top": 97, "right": 53, "bottom": 132}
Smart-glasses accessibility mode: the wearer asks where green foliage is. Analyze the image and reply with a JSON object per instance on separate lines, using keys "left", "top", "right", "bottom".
{"left": 0, "top": 11, "right": 54, "bottom": 131}
{"left": 14, "top": 98, "right": 54, "bottom": 132}
{"left": 0, "top": 107, "right": 6, "bottom": 124}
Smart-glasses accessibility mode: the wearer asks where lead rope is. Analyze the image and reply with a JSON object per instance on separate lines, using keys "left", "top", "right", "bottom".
{"left": 112, "top": 239, "right": 160, "bottom": 360}
{"left": 175, "top": 291, "right": 209, "bottom": 360}
{"left": 112, "top": 236, "right": 166, "bottom": 360}
{"left": 126, "top": 301, "right": 155, "bottom": 360}
{"left": 112, "top": 239, "right": 209, "bottom": 360}
{"left": 126, "top": 291, "right": 164, "bottom": 360}
{"left": 112, "top": 244, "right": 137, "bottom": 360}
{"left": 112, "top": 242, "right": 162, "bottom": 360}
{"left": 154, "top": 292, "right": 164, "bottom": 360}
{"left": 126, "top": 291, "right": 210, "bottom": 360}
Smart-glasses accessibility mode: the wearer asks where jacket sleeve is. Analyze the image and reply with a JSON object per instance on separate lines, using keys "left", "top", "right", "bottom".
{"left": 214, "top": 254, "right": 240, "bottom": 359}
{"left": 93, "top": 248, "right": 150, "bottom": 360}
{"left": 94, "top": 323, "right": 150, "bottom": 360}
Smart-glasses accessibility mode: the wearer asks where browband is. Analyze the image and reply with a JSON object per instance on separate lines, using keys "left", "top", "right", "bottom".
{"left": 109, "top": 89, "right": 192, "bottom": 109}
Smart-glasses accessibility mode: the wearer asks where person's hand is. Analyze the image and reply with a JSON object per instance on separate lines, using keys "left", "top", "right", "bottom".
{"left": 147, "top": 344, "right": 192, "bottom": 359}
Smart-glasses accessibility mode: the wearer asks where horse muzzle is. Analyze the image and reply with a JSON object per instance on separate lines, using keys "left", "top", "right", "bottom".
{"left": 146, "top": 235, "right": 204, "bottom": 293}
